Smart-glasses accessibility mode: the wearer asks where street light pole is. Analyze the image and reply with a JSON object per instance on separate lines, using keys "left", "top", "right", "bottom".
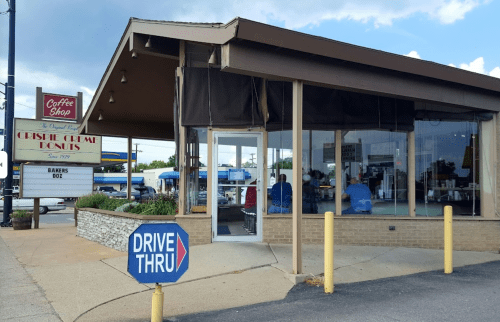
{"left": 1, "top": 0, "right": 16, "bottom": 226}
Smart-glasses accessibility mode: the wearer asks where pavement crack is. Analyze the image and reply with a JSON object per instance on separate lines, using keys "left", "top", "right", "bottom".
{"left": 267, "top": 243, "right": 279, "bottom": 265}
{"left": 28, "top": 240, "right": 43, "bottom": 265}
{"left": 99, "top": 259, "right": 141, "bottom": 283}
{"left": 334, "top": 247, "right": 398, "bottom": 271}
{"left": 74, "top": 263, "right": 274, "bottom": 321}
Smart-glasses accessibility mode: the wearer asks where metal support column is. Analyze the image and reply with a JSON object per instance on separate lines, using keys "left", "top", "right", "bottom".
{"left": 1, "top": 0, "right": 16, "bottom": 226}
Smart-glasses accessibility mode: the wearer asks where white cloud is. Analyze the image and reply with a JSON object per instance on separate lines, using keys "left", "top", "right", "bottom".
{"left": 489, "top": 67, "right": 500, "bottom": 78}
{"left": 450, "top": 56, "right": 500, "bottom": 79}
{"left": 436, "top": 0, "right": 480, "bottom": 24}
{"left": 405, "top": 51, "right": 421, "bottom": 59}
{"left": 151, "top": 0, "right": 486, "bottom": 29}
{"left": 459, "top": 57, "right": 485, "bottom": 74}
{"left": 0, "top": 58, "right": 95, "bottom": 117}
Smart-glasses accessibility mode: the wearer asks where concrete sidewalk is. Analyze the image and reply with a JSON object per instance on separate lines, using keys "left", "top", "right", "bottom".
{"left": 1, "top": 223, "right": 499, "bottom": 322}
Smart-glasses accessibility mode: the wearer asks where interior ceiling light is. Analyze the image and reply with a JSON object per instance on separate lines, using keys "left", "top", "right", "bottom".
{"left": 98, "top": 109, "right": 104, "bottom": 121}
{"left": 145, "top": 36, "right": 151, "bottom": 48}
{"left": 131, "top": 50, "right": 138, "bottom": 59}
{"left": 109, "top": 91, "right": 115, "bottom": 103}
{"left": 121, "top": 71, "right": 127, "bottom": 84}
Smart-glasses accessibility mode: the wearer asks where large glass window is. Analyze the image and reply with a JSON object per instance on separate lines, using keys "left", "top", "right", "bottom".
{"left": 186, "top": 127, "right": 208, "bottom": 214}
{"left": 267, "top": 131, "right": 294, "bottom": 214}
{"left": 301, "top": 131, "right": 336, "bottom": 214}
{"left": 341, "top": 130, "right": 407, "bottom": 215}
{"left": 415, "top": 121, "right": 479, "bottom": 216}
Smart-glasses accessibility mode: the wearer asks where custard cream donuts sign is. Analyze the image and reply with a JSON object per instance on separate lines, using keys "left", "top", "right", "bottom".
{"left": 14, "top": 118, "right": 101, "bottom": 164}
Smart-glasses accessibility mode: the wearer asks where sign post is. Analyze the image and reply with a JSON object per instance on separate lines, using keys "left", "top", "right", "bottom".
{"left": 128, "top": 223, "right": 189, "bottom": 322}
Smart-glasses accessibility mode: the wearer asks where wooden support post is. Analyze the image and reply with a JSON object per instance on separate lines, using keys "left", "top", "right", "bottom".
{"left": 127, "top": 137, "right": 132, "bottom": 201}
{"left": 178, "top": 41, "right": 187, "bottom": 216}
{"left": 408, "top": 131, "right": 416, "bottom": 217}
{"left": 292, "top": 80, "right": 303, "bottom": 275}
{"left": 33, "top": 198, "right": 40, "bottom": 229}
{"left": 335, "top": 130, "right": 342, "bottom": 216}
{"left": 480, "top": 116, "right": 496, "bottom": 218}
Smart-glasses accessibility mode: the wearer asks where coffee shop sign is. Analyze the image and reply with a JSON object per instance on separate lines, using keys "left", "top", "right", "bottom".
{"left": 43, "top": 94, "right": 77, "bottom": 120}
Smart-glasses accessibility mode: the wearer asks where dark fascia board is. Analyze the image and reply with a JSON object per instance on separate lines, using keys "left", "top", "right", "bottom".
{"left": 235, "top": 18, "right": 500, "bottom": 94}
{"left": 221, "top": 41, "right": 500, "bottom": 112}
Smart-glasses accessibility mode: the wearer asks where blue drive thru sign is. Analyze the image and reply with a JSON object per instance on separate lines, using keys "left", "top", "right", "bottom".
{"left": 128, "top": 223, "right": 189, "bottom": 284}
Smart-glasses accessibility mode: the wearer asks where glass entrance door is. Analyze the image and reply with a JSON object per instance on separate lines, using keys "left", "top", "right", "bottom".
{"left": 212, "top": 132, "right": 263, "bottom": 242}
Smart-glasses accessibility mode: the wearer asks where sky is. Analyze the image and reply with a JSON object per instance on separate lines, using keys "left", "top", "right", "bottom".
{"left": 1, "top": 0, "right": 499, "bottom": 166}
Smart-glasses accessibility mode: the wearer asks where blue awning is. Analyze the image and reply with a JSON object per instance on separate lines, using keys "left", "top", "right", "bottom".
{"left": 94, "top": 177, "right": 144, "bottom": 184}
{"left": 159, "top": 170, "right": 251, "bottom": 180}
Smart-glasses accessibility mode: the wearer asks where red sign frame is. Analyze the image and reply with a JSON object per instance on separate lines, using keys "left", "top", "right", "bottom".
{"left": 42, "top": 94, "right": 77, "bottom": 120}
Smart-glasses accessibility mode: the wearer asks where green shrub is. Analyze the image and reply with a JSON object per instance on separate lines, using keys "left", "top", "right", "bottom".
{"left": 115, "top": 202, "right": 139, "bottom": 212}
{"left": 98, "top": 198, "right": 131, "bottom": 211}
{"left": 127, "top": 202, "right": 149, "bottom": 214}
{"left": 11, "top": 210, "right": 33, "bottom": 218}
{"left": 76, "top": 193, "right": 109, "bottom": 208}
{"left": 127, "top": 194, "right": 177, "bottom": 216}
{"left": 75, "top": 193, "right": 178, "bottom": 216}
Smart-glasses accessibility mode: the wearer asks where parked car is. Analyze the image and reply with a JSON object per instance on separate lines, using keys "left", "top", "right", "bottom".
{"left": 0, "top": 198, "right": 66, "bottom": 214}
{"left": 109, "top": 185, "right": 157, "bottom": 202}
{"left": 95, "top": 186, "right": 117, "bottom": 196}
{"left": 196, "top": 191, "right": 228, "bottom": 205}
{"left": 12, "top": 186, "right": 19, "bottom": 199}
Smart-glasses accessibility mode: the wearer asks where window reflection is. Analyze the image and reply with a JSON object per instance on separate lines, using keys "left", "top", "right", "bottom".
{"left": 415, "top": 121, "right": 479, "bottom": 216}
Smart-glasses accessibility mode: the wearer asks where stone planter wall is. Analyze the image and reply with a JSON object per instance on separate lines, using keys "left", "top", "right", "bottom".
{"left": 77, "top": 208, "right": 176, "bottom": 252}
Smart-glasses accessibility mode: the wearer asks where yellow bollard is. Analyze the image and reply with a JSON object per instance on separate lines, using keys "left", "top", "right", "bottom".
{"left": 324, "top": 211, "right": 334, "bottom": 293}
{"left": 151, "top": 283, "right": 164, "bottom": 322}
{"left": 444, "top": 206, "right": 453, "bottom": 274}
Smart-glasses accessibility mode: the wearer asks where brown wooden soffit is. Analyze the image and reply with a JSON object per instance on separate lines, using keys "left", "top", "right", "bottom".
{"left": 80, "top": 120, "right": 174, "bottom": 140}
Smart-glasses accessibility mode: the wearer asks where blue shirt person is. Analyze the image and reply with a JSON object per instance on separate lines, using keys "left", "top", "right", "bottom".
{"left": 269, "top": 174, "right": 292, "bottom": 213}
{"left": 342, "top": 178, "right": 372, "bottom": 214}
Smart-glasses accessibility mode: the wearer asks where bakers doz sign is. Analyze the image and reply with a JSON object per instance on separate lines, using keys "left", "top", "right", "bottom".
{"left": 43, "top": 94, "right": 77, "bottom": 120}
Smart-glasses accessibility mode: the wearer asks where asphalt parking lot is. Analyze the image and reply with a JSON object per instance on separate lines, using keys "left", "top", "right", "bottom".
{"left": 174, "top": 260, "right": 500, "bottom": 322}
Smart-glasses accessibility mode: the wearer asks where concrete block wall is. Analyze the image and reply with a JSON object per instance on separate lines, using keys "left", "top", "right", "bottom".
{"left": 263, "top": 215, "right": 500, "bottom": 252}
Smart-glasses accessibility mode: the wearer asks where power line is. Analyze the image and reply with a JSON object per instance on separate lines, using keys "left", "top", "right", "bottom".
{"left": 0, "top": 97, "right": 35, "bottom": 109}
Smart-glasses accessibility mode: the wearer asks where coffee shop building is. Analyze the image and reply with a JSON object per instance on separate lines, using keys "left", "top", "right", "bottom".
{"left": 78, "top": 17, "right": 500, "bottom": 273}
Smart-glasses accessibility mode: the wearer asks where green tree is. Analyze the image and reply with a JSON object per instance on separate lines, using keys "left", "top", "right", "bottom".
{"left": 242, "top": 161, "right": 256, "bottom": 168}
{"left": 132, "top": 162, "right": 150, "bottom": 173}
{"left": 271, "top": 157, "right": 293, "bottom": 169}
{"left": 165, "top": 155, "right": 176, "bottom": 167}
{"left": 94, "top": 164, "right": 125, "bottom": 173}
{"left": 149, "top": 160, "right": 169, "bottom": 168}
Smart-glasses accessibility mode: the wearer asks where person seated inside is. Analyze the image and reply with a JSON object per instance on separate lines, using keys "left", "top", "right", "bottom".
{"left": 244, "top": 180, "right": 257, "bottom": 214}
{"left": 302, "top": 173, "right": 318, "bottom": 214}
{"left": 342, "top": 177, "right": 372, "bottom": 215}
{"left": 269, "top": 174, "right": 292, "bottom": 213}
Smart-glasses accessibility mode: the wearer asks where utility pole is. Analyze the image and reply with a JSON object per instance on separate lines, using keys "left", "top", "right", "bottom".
{"left": 249, "top": 153, "right": 256, "bottom": 167}
{"left": 134, "top": 143, "right": 142, "bottom": 172}
{"left": 1, "top": 0, "right": 15, "bottom": 227}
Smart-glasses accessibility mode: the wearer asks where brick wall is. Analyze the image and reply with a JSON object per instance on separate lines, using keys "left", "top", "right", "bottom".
{"left": 263, "top": 215, "right": 500, "bottom": 252}
{"left": 175, "top": 215, "right": 212, "bottom": 246}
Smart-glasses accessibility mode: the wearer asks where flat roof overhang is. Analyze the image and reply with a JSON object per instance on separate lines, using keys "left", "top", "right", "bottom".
{"left": 80, "top": 17, "right": 500, "bottom": 139}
